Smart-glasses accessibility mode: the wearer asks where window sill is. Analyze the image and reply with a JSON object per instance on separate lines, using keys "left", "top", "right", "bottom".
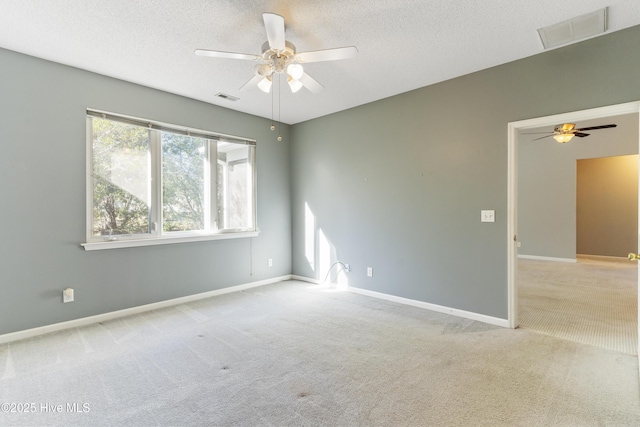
{"left": 81, "top": 231, "right": 260, "bottom": 251}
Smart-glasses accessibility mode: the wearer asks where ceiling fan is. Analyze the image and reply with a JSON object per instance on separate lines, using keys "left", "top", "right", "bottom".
{"left": 195, "top": 13, "right": 358, "bottom": 94}
{"left": 525, "top": 123, "right": 617, "bottom": 143}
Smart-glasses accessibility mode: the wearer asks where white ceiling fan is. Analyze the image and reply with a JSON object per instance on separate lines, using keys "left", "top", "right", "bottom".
{"left": 195, "top": 13, "right": 358, "bottom": 94}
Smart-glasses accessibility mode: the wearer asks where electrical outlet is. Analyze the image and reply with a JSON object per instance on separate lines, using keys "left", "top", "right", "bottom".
{"left": 63, "top": 288, "right": 74, "bottom": 303}
{"left": 481, "top": 210, "right": 495, "bottom": 223}
{"left": 344, "top": 263, "right": 351, "bottom": 272}
{"left": 268, "top": 258, "right": 273, "bottom": 267}
{"left": 367, "top": 267, "right": 373, "bottom": 277}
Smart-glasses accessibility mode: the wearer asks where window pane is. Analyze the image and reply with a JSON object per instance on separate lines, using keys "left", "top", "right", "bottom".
{"left": 217, "top": 142, "right": 253, "bottom": 230}
{"left": 162, "top": 133, "right": 206, "bottom": 232}
{"left": 91, "top": 118, "right": 151, "bottom": 237}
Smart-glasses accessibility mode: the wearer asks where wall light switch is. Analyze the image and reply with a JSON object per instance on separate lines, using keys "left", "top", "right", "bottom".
{"left": 481, "top": 210, "right": 495, "bottom": 223}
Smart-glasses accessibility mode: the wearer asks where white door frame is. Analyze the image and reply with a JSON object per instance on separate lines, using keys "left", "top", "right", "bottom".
{"left": 507, "top": 101, "right": 640, "bottom": 337}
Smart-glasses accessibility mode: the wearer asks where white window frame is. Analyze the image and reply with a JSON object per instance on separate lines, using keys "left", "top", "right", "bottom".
{"left": 82, "top": 109, "right": 258, "bottom": 251}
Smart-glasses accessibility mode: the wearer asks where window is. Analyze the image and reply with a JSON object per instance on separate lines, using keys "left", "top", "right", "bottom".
{"left": 84, "top": 110, "right": 256, "bottom": 249}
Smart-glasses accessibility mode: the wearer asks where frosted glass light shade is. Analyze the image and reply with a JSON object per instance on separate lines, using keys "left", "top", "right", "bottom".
{"left": 257, "top": 76, "right": 272, "bottom": 93}
{"left": 553, "top": 133, "right": 574, "bottom": 143}
{"left": 287, "top": 63, "right": 304, "bottom": 80}
{"left": 288, "top": 77, "right": 303, "bottom": 93}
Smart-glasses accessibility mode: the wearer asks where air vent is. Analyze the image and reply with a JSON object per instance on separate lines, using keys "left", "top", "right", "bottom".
{"left": 215, "top": 92, "right": 240, "bottom": 102}
{"left": 537, "top": 7, "right": 607, "bottom": 50}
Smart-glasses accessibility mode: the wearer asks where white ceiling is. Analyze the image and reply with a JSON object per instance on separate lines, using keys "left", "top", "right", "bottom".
{"left": 1, "top": 1, "right": 639, "bottom": 125}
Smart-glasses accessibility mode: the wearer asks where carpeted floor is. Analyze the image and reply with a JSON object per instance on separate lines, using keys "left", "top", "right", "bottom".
{"left": 1, "top": 280, "right": 639, "bottom": 426}
{"left": 518, "top": 256, "right": 638, "bottom": 355}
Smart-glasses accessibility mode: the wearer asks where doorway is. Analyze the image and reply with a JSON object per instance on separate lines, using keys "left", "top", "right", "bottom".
{"left": 507, "top": 101, "right": 640, "bottom": 357}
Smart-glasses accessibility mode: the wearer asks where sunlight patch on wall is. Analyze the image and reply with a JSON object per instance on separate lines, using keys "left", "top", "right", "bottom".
{"left": 305, "top": 202, "right": 315, "bottom": 271}
{"left": 304, "top": 203, "right": 349, "bottom": 289}
{"left": 335, "top": 265, "right": 349, "bottom": 291}
{"left": 318, "top": 228, "right": 331, "bottom": 284}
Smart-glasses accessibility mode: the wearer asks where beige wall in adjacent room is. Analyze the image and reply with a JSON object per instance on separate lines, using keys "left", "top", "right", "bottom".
{"left": 577, "top": 155, "right": 638, "bottom": 258}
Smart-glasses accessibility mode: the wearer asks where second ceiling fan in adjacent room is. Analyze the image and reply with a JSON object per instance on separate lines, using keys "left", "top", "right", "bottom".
{"left": 525, "top": 123, "right": 617, "bottom": 143}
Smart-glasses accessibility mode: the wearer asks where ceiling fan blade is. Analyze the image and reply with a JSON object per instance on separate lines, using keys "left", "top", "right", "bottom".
{"left": 299, "top": 72, "right": 324, "bottom": 93}
{"left": 522, "top": 131, "right": 553, "bottom": 135}
{"left": 295, "top": 46, "right": 358, "bottom": 63}
{"left": 263, "top": 13, "right": 285, "bottom": 51}
{"left": 575, "top": 124, "right": 617, "bottom": 131}
{"left": 195, "top": 49, "right": 261, "bottom": 61}
{"left": 239, "top": 74, "right": 264, "bottom": 91}
{"left": 573, "top": 132, "right": 590, "bottom": 138}
{"left": 532, "top": 135, "right": 553, "bottom": 141}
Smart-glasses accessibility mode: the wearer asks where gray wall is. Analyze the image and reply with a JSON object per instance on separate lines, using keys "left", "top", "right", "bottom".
{"left": 290, "top": 25, "right": 640, "bottom": 319}
{"left": 518, "top": 114, "right": 638, "bottom": 259}
{"left": 4, "top": 24, "right": 640, "bottom": 334}
{"left": 0, "top": 48, "right": 291, "bottom": 335}
{"left": 576, "top": 155, "right": 638, "bottom": 257}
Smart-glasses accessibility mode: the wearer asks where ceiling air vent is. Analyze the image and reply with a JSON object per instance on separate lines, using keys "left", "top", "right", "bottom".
{"left": 537, "top": 7, "right": 607, "bottom": 50}
{"left": 215, "top": 92, "right": 239, "bottom": 102}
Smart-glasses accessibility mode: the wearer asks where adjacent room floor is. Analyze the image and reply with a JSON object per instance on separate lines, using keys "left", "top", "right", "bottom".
{"left": 518, "top": 256, "right": 638, "bottom": 355}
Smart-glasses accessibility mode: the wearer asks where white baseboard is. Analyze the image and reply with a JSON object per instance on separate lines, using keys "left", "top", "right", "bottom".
{"left": 0, "top": 275, "right": 292, "bottom": 345}
{"left": 291, "top": 274, "right": 321, "bottom": 284}
{"left": 291, "top": 274, "right": 509, "bottom": 328}
{"left": 348, "top": 286, "right": 509, "bottom": 328}
{"left": 577, "top": 254, "right": 628, "bottom": 261}
{"left": 518, "top": 254, "right": 577, "bottom": 263}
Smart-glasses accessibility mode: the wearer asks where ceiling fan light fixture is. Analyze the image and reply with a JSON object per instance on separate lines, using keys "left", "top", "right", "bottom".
{"left": 257, "top": 76, "right": 272, "bottom": 93}
{"left": 553, "top": 133, "right": 574, "bottom": 143}
{"left": 286, "top": 63, "right": 304, "bottom": 80}
{"left": 288, "top": 76, "right": 303, "bottom": 93}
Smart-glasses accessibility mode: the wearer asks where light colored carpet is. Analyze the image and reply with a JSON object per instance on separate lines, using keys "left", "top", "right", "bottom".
{"left": 518, "top": 256, "right": 638, "bottom": 355}
{"left": 1, "top": 280, "right": 640, "bottom": 426}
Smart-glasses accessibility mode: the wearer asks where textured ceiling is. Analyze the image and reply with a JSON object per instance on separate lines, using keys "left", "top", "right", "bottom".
{"left": 1, "top": 1, "right": 639, "bottom": 125}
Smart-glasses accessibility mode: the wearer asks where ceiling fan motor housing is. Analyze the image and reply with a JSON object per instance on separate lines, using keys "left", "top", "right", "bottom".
{"left": 260, "top": 40, "right": 297, "bottom": 75}
{"left": 555, "top": 123, "right": 576, "bottom": 133}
